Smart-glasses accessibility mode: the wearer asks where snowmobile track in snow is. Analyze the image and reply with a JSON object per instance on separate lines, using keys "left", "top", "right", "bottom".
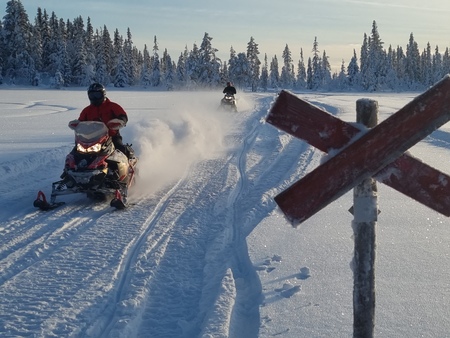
{"left": 0, "top": 94, "right": 321, "bottom": 337}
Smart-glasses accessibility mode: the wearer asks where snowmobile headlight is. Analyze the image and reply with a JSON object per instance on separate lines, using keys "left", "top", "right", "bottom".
{"left": 77, "top": 143, "right": 102, "bottom": 153}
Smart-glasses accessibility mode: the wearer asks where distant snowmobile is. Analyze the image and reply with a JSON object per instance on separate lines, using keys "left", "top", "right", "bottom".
{"left": 33, "top": 119, "right": 138, "bottom": 210}
{"left": 219, "top": 93, "right": 238, "bottom": 112}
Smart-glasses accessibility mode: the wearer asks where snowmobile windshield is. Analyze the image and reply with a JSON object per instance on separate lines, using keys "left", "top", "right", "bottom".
{"left": 74, "top": 121, "right": 109, "bottom": 143}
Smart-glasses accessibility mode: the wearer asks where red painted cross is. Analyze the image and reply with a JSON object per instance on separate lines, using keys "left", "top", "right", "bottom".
{"left": 266, "top": 75, "right": 450, "bottom": 226}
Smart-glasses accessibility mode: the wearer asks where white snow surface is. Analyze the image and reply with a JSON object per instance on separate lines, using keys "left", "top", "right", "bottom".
{"left": 1, "top": 87, "right": 450, "bottom": 337}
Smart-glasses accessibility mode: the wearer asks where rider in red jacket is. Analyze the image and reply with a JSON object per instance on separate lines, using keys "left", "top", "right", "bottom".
{"left": 79, "top": 83, "right": 129, "bottom": 155}
{"left": 60, "top": 83, "right": 132, "bottom": 181}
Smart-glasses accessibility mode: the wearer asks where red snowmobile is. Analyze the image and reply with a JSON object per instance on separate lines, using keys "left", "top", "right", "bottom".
{"left": 33, "top": 119, "right": 138, "bottom": 210}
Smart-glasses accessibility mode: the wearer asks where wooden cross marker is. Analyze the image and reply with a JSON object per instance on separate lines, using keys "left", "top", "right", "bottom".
{"left": 266, "top": 75, "right": 450, "bottom": 226}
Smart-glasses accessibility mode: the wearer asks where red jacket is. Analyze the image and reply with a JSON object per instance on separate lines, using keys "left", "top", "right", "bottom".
{"left": 78, "top": 98, "right": 128, "bottom": 136}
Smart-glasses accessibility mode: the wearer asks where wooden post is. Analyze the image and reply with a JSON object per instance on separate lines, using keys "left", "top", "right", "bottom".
{"left": 352, "top": 99, "right": 378, "bottom": 338}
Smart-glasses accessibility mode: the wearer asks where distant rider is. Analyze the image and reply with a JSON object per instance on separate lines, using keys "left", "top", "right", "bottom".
{"left": 223, "top": 81, "right": 237, "bottom": 96}
{"left": 78, "top": 82, "right": 129, "bottom": 157}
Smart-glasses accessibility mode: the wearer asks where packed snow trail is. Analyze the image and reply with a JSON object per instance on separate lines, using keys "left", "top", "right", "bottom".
{"left": 3, "top": 89, "right": 450, "bottom": 337}
{"left": 0, "top": 92, "right": 321, "bottom": 337}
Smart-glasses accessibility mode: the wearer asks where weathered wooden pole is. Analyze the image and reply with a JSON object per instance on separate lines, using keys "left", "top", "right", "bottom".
{"left": 266, "top": 80, "right": 450, "bottom": 337}
{"left": 352, "top": 99, "right": 378, "bottom": 338}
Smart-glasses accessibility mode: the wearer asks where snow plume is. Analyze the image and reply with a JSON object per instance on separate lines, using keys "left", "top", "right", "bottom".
{"left": 127, "top": 104, "right": 232, "bottom": 197}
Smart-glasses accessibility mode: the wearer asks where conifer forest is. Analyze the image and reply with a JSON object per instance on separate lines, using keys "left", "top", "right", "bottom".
{"left": 2, "top": 0, "right": 450, "bottom": 91}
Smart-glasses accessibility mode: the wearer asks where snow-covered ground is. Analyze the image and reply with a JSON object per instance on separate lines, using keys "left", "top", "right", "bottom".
{"left": 0, "top": 87, "right": 449, "bottom": 338}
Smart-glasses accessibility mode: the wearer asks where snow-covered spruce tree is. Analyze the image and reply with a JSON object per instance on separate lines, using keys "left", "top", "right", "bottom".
{"left": 291, "top": 66, "right": 296, "bottom": 88}
{"left": 432, "top": 46, "right": 443, "bottom": 85}
{"left": 29, "top": 28, "right": 41, "bottom": 86}
{"left": 359, "top": 33, "right": 370, "bottom": 90}
{"left": 306, "top": 57, "right": 313, "bottom": 89}
{"left": 35, "top": 9, "right": 55, "bottom": 77}
{"left": 233, "top": 52, "right": 251, "bottom": 88}
{"left": 92, "top": 29, "right": 107, "bottom": 84}
{"left": 347, "top": 49, "right": 360, "bottom": 88}
{"left": 51, "top": 70, "right": 64, "bottom": 89}
{"left": 94, "top": 25, "right": 114, "bottom": 85}
{"left": 0, "top": 16, "right": 5, "bottom": 77}
{"left": 227, "top": 46, "right": 238, "bottom": 86}
{"left": 162, "top": 48, "right": 175, "bottom": 90}
{"left": 150, "top": 35, "right": 161, "bottom": 87}
{"left": 421, "top": 42, "right": 433, "bottom": 87}
{"left": 247, "top": 36, "right": 261, "bottom": 92}
{"left": 50, "top": 22, "right": 71, "bottom": 87}
{"left": 296, "top": 48, "right": 307, "bottom": 90}
{"left": 384, "top": 45, "right": 400, "bottom": 90}
{"left": 280, "top": 44, "right": 295, "bottom": 88}
{"left": 175, "top": 47, "right": 188, "bottom": 87}
{"left": 67, "top": 16, "right": 90, "bottom": 86}
{"left": 140, "top": 44, "right": 152, "bottom": 87}
{"left": 364, "top": 20, "right": 391, "bottom": 91}
{"left": 269, "top": 55, "right": 280, "bottom": 89}
{"left": 308, "top": 37, "right": 322, "bottom": 90}
{"left": 219, "top": 60, "right": 229, "bottom": 86}
{"left": 3, "top": 0, "right": 35, "bottom": 84}
{"left": 160, "top": 48, "right": 167, "bottom": 81}
{"left": 85, "top": 17, "right": 96, "bottom": 76}
{"left": 259, "top": 53, "right": 269, "bottom": 92}
{"left": 186, "top": 43, "right": 200, "bottom": 88}
{"left": 333, "top": 60, "right": 347, "bottom": 91}
{"left": 391, "top": 45, "right": 405, "bottom": 88}
{"left": 122, "top": 28, "right": 138, "bottom": 86}
{"left": 31, "top": 8, "right": 44, "bottom": 75}
{"left": 111, "top": 28, "right": 122, "bottom": 80}
{"left": 364, "top": 21, "right": 385, "bottom": 91}
{"left": 197, "top": 32, "right": 221, "bottom": 87}
{"left": 51, "top": 40, "right": 71, "bottom": 88}
{"left": 114, "top": 51, "right": 129, "bottom": 87}
{"left": 111, "top": 30, "right": 129, "bottom": 87}
{"left": 321, "top": 50, "right": 332, "bottom": 89}
{"left": 404, "top": 33, "right": 421, "bottom": 89}
{"left": 102, "top": 26, "right": 115, "bottom": 78}
{"left": 443, "top": 48, "right": 450, "bottom": 76}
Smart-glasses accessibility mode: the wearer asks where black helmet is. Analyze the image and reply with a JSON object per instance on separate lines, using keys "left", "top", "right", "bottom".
{"left": 226, "top": 81, "right": 232, "bottom": 86}
{"left": 88, "top": 83, "right": 106, "bottom": 106}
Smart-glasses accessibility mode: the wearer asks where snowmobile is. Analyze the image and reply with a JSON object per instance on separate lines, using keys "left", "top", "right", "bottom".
{"left": 33, "top": 119, "right": 138, "bottom": 210}
{"left": 219, "top": 93, "right": 238, "bottom": 112}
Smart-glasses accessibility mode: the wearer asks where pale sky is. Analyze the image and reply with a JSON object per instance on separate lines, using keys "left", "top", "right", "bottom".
{"left": 16, "top": 0, "right": 450, "bottom": 71}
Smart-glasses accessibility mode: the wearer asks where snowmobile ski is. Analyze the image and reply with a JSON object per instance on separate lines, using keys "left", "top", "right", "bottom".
{"left": 33, "top": 191, "right": 65, "bottom": 211}
{"left": 110, "top": 189, "right": 127, "bottom": 210}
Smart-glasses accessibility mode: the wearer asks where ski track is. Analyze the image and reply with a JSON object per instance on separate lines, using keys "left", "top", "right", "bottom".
{"left": 424, "top": 129, "right": 450, "bottom": 149}
{"left": 93, "top": 176, "right": 196, "bottom": 338}
{"left": 0, "top": 94, "right": 322, "bottom": 337}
